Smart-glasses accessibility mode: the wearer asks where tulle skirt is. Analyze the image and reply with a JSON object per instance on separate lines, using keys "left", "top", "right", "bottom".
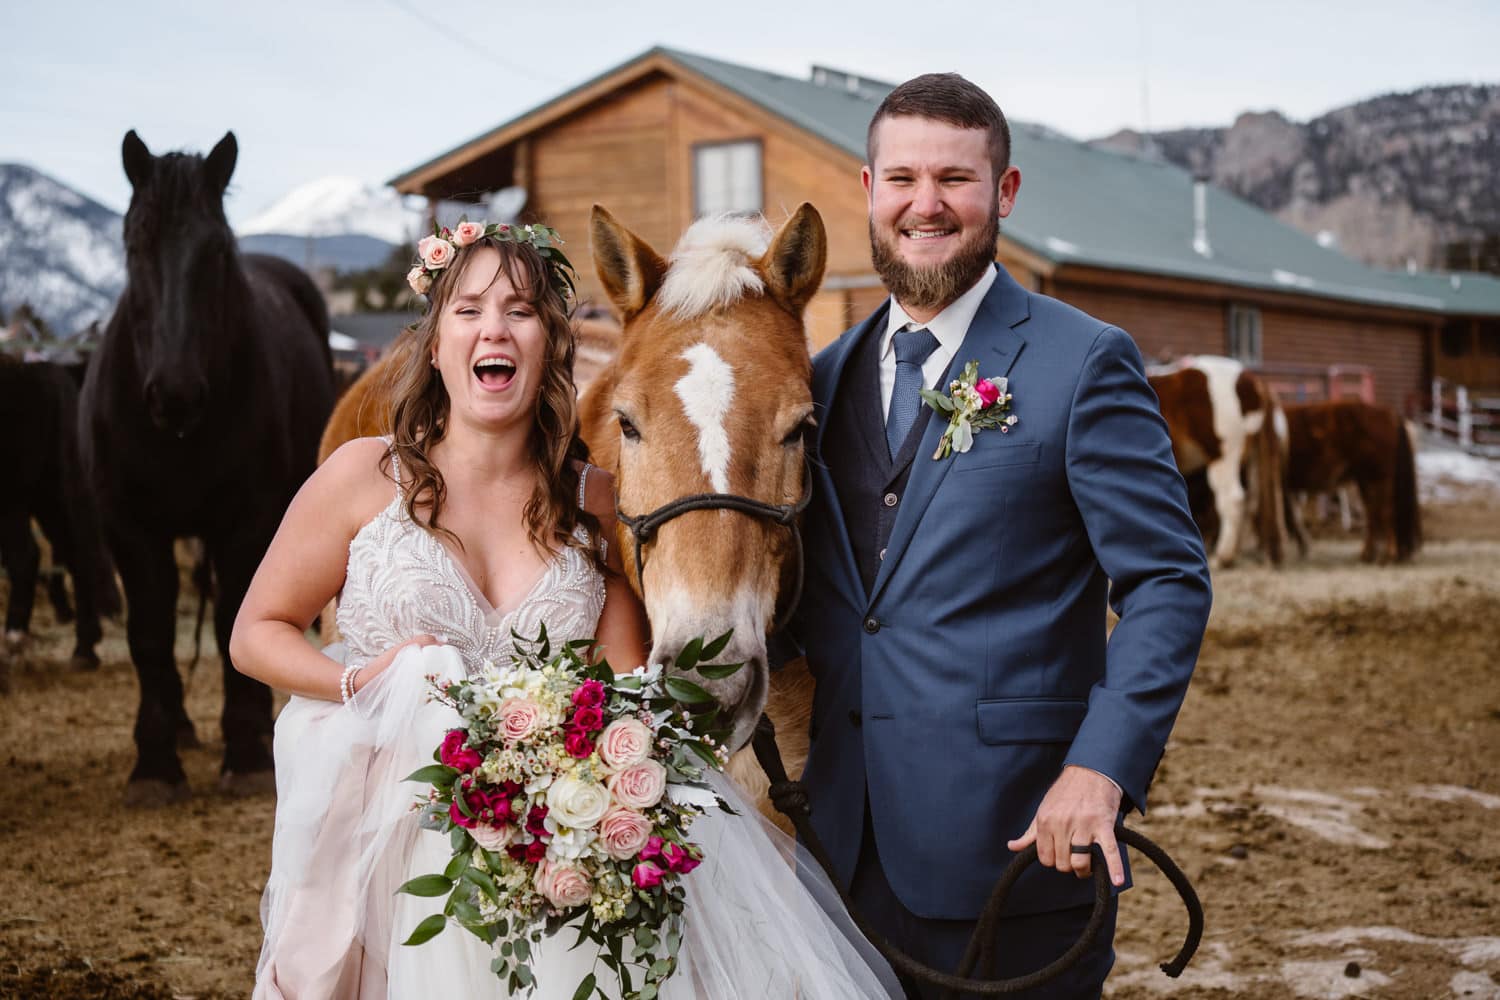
{"left": 254, "top": 644, "right": 901, "bottom": 999}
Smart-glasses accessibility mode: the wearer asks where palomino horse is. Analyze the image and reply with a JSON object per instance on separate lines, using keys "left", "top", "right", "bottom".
{"left": 1149, "top": 356, "right": 1287, "bottom": 567}
{"left": 80, "top": 131, "right": 335, "bottom": 804}
{"left": 1282, "top": 400, "right": 1421, "bottom": 563}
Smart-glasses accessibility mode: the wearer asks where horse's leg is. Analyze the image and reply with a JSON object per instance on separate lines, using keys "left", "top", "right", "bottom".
{"left": 1358, "top": 477, "right": 1393, "bottom": 564}
{"left": 36, "top": 501, "right": 101, "bottom": 672}
{"left": 1284, "top": 490, "right": 1310, "bottom": 559}
{"left": 1205, "top": 447, "right": 1246, "bottom": 569}
{"left": 0, "top": 512, "right": 40, "bottom": 651}
{"left": 209, "top": 526, "right": 276, "bottom": 795}
{"left": 111, "top": 525, "right": 190, "bottom": 805}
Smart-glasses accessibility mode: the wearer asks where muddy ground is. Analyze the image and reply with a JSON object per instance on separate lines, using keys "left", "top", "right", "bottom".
{"left": 1, "top": 483, "right": 1497, "bottom": 999}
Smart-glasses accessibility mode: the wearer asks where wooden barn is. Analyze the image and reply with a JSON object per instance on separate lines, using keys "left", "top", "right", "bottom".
{"left": 390, "top": 46, "right": 1500, "bottom": 414}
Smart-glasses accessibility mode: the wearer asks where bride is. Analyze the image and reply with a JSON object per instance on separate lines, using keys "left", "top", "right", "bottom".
{"left": 230, "top": 222, "right": 900, "bottom": 998}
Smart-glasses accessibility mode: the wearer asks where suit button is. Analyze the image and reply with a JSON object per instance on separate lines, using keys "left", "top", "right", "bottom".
{"left": 863, "top": 617, "right": 880, "bottom": 634}
{"left": 883, "top": 492, "right": 899, "bottom": 507}
{"left": 878, "top": 547, "right": 886, "bottom": 560}
{"left": 848, "top": 709, "right": 862, "bottom": 726}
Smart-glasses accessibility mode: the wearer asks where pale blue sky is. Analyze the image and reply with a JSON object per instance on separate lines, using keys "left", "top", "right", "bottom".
{"left": 4, "top": 0, "right": 1496, "bottom": 226}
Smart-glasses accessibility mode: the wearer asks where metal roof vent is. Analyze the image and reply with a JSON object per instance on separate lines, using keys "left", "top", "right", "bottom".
{"left": 1192, "top": 172, "right": 1213, "bottom": 259}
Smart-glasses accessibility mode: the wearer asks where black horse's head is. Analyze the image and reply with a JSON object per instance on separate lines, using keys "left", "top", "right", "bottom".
{"left": 120, "top": 130, "right": 241, "bottom": 437}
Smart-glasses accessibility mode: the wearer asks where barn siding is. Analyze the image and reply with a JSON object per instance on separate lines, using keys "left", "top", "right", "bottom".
{"left": 1260, "top": 309, "right": 1427, "bottom": 410}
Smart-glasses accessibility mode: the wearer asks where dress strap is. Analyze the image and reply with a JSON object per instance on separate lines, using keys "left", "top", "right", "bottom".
{"left": 576, "top": 462, "right": 591, "bottom": 511}
{"left": 382, "top": 435, "right": 403, "bottom": 502}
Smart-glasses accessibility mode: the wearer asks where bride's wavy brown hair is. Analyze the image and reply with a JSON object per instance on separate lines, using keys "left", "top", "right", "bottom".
{"left": 381, "top": 236, "right": 601, "bottom": 567}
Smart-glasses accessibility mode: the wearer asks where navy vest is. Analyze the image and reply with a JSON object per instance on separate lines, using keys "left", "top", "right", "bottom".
{"left": 823, "top": 322, "right": 939, "bottom": 596}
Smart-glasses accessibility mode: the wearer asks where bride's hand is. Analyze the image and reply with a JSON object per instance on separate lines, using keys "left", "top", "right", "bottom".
{"left": 353, "top": 634, "right": 445, "bottom": 693}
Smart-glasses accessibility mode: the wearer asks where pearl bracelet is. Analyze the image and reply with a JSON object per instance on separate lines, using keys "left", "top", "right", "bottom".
{"left": 339, "top": 663, "right": 363, "bottom": 704}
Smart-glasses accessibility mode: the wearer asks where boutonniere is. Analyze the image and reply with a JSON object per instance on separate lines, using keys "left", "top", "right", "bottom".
{"left": 919, "top": 360, "right": 1018, "bottom": 460}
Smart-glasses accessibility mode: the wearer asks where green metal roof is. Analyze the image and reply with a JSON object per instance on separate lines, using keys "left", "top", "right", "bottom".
{"left": 396, "top": 46, "right": 1500, "bottom": 318}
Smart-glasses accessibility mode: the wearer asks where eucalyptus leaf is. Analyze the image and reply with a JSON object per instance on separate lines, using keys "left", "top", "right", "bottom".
{"left": 396, "top": 874, "right": 453, "bottom": 897}
{"left": 403, "top": 764, "right": 458, "bottom": 785}
{"left": 699, "top": 630, "right": 734, "bottom": 660}
{"left": 401, "top": 913, "right": 446, "bottom": 946}
{"left": 572, "top": 974, "right": 597, "bottom": 1000}
{"left": 673, "top": 637, "right": 703, "bottom": 671}
{"left": 443, "top": 853, "right": 467, "bottom": 882}
{"left": 663, "top": 677, "right": 713, "bottom": 705}
{"left": 694, "top": 661, "right": 743, "bottom": 680}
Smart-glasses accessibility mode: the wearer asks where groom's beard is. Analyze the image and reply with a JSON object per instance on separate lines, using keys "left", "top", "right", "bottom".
{"left": 869, "top": 208, "right": 1000, "bottom": 315}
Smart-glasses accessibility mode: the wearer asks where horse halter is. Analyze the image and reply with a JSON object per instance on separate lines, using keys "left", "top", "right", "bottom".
{"left": 613, "top": 461, "right": 813, "bottom": 634}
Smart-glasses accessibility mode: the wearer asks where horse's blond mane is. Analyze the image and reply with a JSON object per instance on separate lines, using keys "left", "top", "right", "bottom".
{"left": 656, "top": 214, "right": 772, "bottom": 319}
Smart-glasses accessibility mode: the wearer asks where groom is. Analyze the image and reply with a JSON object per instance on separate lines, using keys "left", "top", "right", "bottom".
{"left": 790, "top": 74, "right": 1213, "bottom": 997}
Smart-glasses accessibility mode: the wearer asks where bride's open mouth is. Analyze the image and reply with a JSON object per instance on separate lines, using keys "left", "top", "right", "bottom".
{"left": 473, "top": 355, "right": 517, "bottom": 391}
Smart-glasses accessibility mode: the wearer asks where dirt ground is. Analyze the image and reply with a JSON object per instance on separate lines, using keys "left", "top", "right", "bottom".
{"left": 2, "top": 481, "right": 1497, "bottom": 999}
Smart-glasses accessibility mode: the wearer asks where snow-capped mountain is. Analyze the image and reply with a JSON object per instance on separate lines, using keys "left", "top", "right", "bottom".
{"left": 0, "top": 163, "right": 126, "bottom": 334}
{"left": 238, "top": 175, "right": 426, "bottom": 245}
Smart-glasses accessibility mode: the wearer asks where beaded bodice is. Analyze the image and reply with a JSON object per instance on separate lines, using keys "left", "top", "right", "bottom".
{"left": 336, "top": 451, "right": 606, "bottom": 676}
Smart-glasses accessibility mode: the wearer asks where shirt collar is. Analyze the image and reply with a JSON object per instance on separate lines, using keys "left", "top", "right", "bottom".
{"left": 880, "top": 264, "right": 998, "bottom": 360}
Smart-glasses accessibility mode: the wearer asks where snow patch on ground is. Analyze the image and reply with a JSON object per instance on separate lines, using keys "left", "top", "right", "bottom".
{"left": 1410, "top": 784, "right": 1500, "bottom": 810}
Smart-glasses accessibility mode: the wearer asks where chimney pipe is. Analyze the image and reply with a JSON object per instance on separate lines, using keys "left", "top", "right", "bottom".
{"left": 1192, "top": 172, "right": 1212, "bottom": 258}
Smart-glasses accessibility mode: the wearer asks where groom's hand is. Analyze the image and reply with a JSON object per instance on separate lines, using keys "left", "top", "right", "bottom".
{"left": 1006, "top": 765, "right": 1125, "bottom": 886}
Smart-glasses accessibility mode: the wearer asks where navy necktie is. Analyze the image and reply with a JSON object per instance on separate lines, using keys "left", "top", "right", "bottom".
{"left": 886, "top": 327, "right": 940, "bottom": 458}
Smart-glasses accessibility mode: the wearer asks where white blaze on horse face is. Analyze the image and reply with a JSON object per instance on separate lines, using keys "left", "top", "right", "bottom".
{"left": 674, "top": 343, "right": 736, "bottom": 494}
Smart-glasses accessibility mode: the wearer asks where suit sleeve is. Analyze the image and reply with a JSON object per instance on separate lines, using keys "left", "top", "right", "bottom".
{"left": 1060, "top": 326, "right": 1212, "bottom": 813}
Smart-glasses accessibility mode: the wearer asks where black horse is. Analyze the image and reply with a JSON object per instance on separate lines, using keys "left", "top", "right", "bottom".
{"left": 80, "top": 130, "right": 335, "bottom": 804}
{"left": 0, "top": 357, "right": 114, "bottom": 680}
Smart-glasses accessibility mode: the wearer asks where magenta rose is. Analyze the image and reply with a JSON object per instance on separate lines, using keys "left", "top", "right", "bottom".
{"left": 449, "top": 800, "right": 476, "bottom": 829}
{"left": 498, "top": 698, "right": 542, "bottom": 744}
{"left": 571, "top": 705, "right": 605, "bottom": 733}
{"left": 598, "top": 717, "right": 652, "bottom": 769}
{"left": 571, "top": 679, "right": 606, "bottom": 708}
{"left": 439, "top": 730, "right": 482, "bottom": 772}
{"left": 638, "top": 835, "right": 664, "bottom": 863}
{"left": 661, "top": 841, "right": 702, "bottom": 875}
{"left": 535, "top": 859, "right": 592, "bottom": 909}
{"left": 632, "top": 862, "right": 665, "bottom": 891}
{"left": 609, "top": 760, "right": 666, "bottom": 809}
{"left": 564, "top": 729, "right": 595, "bottom": 759}
{"left": 597, "top": 807, "right": 653, "bottom": 860}
{"left": 525, "top": 805, "right": 550, "bottom": 838}
{"left": 974, "top": 378, "right": 1000, "bottom": 408}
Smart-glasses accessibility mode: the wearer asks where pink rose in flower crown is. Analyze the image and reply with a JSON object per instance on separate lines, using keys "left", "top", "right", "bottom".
{"left": 974, "top": 378, "right": 1000, "bottom": 408}
{"left": 451, "top": 221, "right": 485, "bottom": 247}
{"left": 571, "top": 705, "right": 604, "bottom": 733}
{"left": 660, "top": 841, "right": 702, "bottom": 874}
{"left": 571, "top": 679, "right": 606, "bottom": 708}
{"left": 631, "top": 861, "right": 665, "bottom": 891}
{"left": 597, "top": 806, "right": 652, "bottom": 860}
{"left": 417, "top": 235, "right": 455, "bottom": 270}
{"left": 406, "top": 266, "right": 432, "bottom": 295}
{"left": 564, "top": 729, "right": 594, "bottom": 759}
{"left": 608, "top": 759, "right": 666, "bottom": 810}
{"left": 470, "top": 822, "right": 514, "bottom": 852}
{"left": 598, "top": 717, "right": 652, "bottom": 769}
{"left": 439, "top": 730, "right": 482, "bottom": 772}
{"left": 498, "top": 697, "right": 542, "bottom": 744}
{"left": 535, "top": 859, "right": 592, "bottom": 909}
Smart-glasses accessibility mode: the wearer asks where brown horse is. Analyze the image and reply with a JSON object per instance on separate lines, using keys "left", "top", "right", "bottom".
{"left": 1282, "top": 400, "right": 1421, "bottom": 563}
{"left": 1149, "top": 356, "right": 1287, "bottom": 567}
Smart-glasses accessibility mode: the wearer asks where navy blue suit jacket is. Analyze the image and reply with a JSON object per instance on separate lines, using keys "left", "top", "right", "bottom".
{"left": 792, "top": 266, "right": 1212, "bottom": 920}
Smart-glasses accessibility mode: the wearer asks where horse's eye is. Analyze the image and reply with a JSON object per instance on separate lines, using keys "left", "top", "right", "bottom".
{"left": 782, "top": 418, "right": 814, "bottom": 448}
{"left": 617, "top": 415, "right": 641, "bottom": 442}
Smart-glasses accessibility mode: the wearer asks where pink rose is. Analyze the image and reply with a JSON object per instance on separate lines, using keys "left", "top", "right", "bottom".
{"left": 470, "top": 822, "right": 514, "bottom": 852}
{"left": 535, "top": 859, "right": 592, "bottom": 909}
{"left": 439, "top": 730, "right": 482, "bottom": 772}
{"left": 564, "top": 729, "right": 594, "bottom": 759}
{"left": 451, "top": 221, "right": 485, "bottom": 247}
{"left": 406, "top": 266, "right": 432, "bottom": 295}
{"left": 608, "top": 760, "right": 666, "bottom": 810}
{"left": 661, "top": 841, "right": 702, "bottom": 875}
{"left": 499, "top": 698, "right": 542, "bottom": 744}
{"left": 597, "top": 807, "right": 652, "bottom": 860}
{"left": 598, "top": 717, "right": 652, "bottom": 769}
{"left": 417, "top": 235, "right": 455, "bottom": 270}
{"left": 974, "top": 378, "right": 1000, "bottom": 408}
{"left": 631, "top": 862, "right": 665, "bottom": 891}
{"left": 571, "top": 679, "right": 606, "bottom": 708}
{"left": 571, "top": 705, "right": 604, "bottom": 733}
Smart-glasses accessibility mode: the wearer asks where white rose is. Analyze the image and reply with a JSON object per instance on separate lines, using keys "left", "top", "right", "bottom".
{"left": 470, "top": 822, "right": 514, "bottom": 852}
{"left": 546, "top": 772, "right": 610, "bottom": 830}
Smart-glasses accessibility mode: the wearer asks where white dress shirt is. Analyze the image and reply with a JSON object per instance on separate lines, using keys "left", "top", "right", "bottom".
{"left": 878, "top": 264, "right": 998, "bottom": 420}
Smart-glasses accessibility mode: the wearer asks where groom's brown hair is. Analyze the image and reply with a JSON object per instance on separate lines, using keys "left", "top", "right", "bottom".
{"left": 866, "top": 73, "right": 1012, "bottom": 179}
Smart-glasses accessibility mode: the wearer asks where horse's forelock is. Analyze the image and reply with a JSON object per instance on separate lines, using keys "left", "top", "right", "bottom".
{"left": 655, "top": 214, "right": 772, "bottom": 320}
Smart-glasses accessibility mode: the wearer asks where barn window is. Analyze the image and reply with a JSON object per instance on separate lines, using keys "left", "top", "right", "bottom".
{"left": 1440, "top": 322, "right": 1471, "bottom": 358}
{"left": 1227, "top": 304, "right": 1262, "bottom": 364}
{"left": 693, "top": 140, "right": 762, "bottom": 217}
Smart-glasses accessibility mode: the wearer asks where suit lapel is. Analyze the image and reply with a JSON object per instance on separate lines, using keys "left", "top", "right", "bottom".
{"left": 865, "top": 268, "right": 1031, "bottom": 611}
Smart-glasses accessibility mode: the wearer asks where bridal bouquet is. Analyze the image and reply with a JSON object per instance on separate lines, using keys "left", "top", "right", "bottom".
{"left": 399, "top": 626, "right": 741, "bottom": 999}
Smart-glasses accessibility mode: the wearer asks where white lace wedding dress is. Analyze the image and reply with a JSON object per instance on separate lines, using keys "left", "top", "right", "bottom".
{"left": 254, "top": 452, "right": 900, "bottom": 999}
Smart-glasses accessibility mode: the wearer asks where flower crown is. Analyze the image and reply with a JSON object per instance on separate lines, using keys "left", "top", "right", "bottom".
{"left": 406, "top": 219, "right": 576, "bottom": 301}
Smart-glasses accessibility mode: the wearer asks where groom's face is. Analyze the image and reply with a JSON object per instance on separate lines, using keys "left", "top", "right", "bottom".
{"left": 863, "top": 115, "right": 1020, "bottom": 320}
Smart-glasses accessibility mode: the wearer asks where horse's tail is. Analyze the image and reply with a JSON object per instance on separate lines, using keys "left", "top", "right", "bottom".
{"left": 1393, "top": 413, "right": 1421, "bottom": 561}
{"left": 1252, "top": 390, "right": 1287, "bottom": 566}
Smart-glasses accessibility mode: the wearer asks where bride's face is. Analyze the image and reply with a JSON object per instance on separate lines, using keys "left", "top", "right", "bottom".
{"left": 432, "top": 246, "right": 549, "bottom": 435}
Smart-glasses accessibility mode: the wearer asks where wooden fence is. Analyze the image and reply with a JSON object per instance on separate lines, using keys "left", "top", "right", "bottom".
{"left": 1427, "top": 377, "right": 1500, "bottom": 457}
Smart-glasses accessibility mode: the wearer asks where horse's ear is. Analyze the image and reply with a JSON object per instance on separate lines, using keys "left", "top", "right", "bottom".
{"left": 590, "top": 204, "right": 666, "bottom": 322}
{"left": 759, "top": 203, "right": 827, "bottom": 315}
{"left": 205, "top": 131, "right": 238, "bottom": 196}
{"left": 122, "top": 130, "right": 153, "bottom": 190}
